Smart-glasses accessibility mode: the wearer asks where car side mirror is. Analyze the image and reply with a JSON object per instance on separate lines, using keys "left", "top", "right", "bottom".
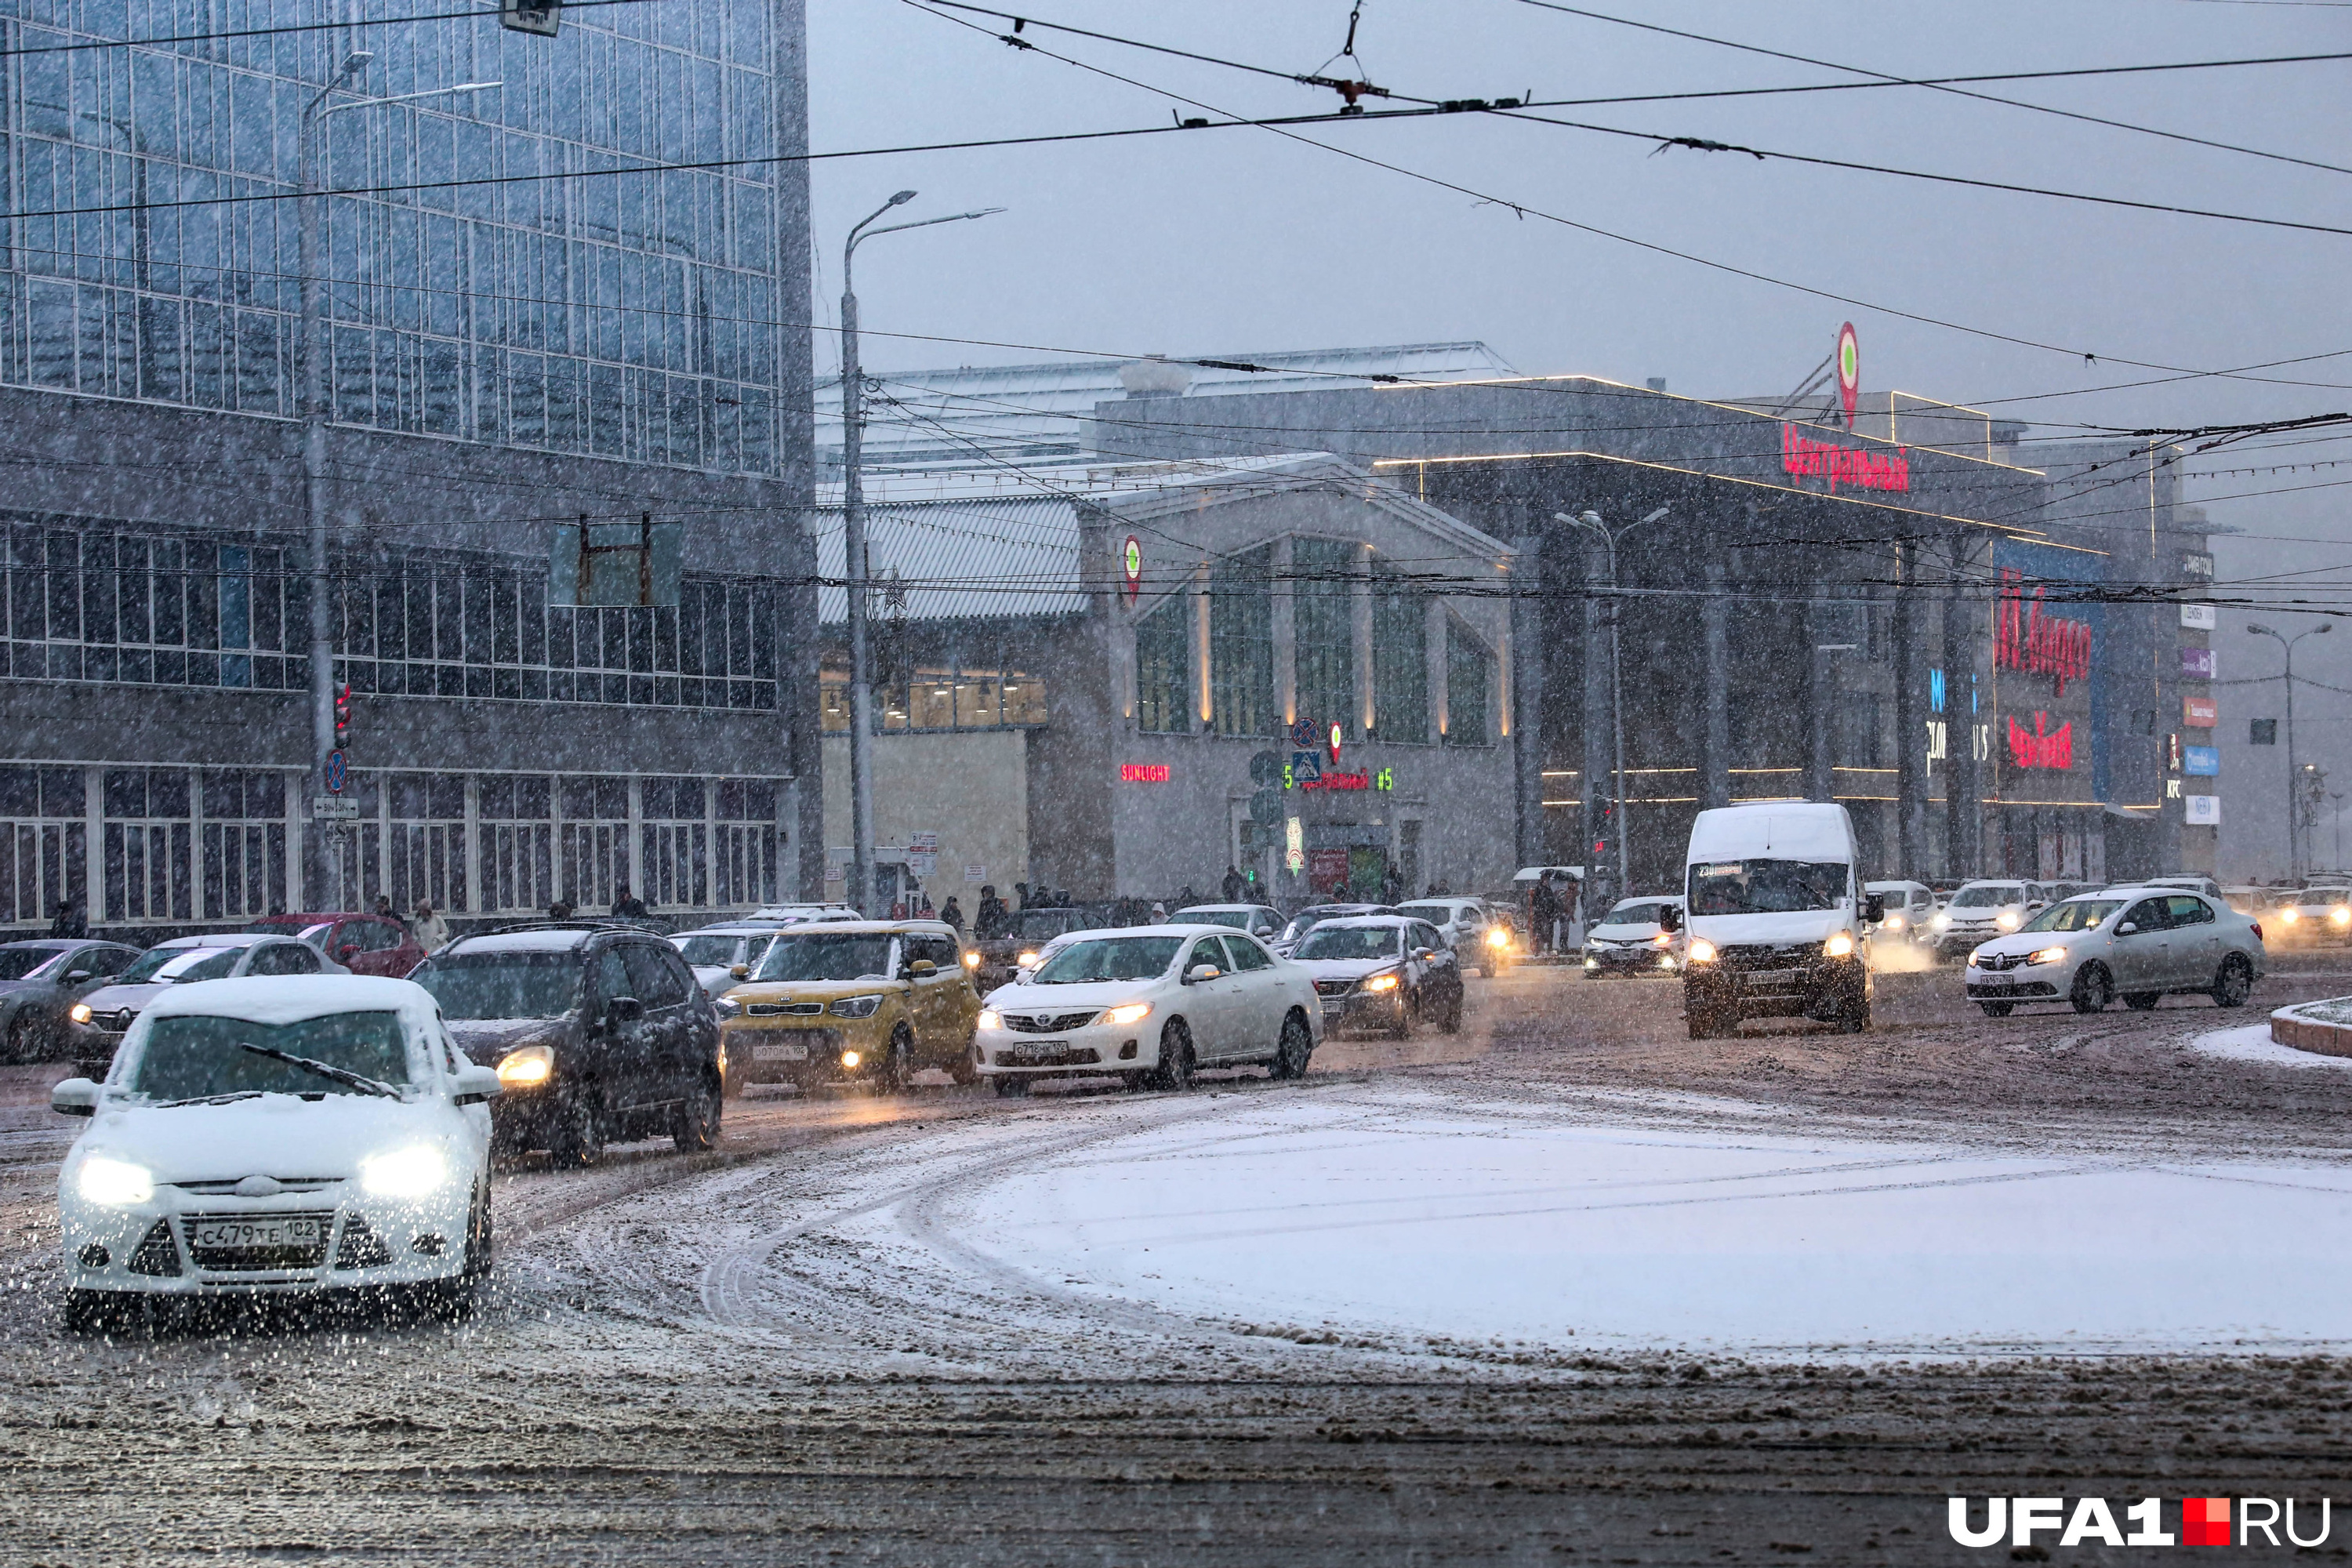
{"left": 730, "top": 964, "right": 750, "bottom": 979}
{"left": 336, "top": 945, "right": 359, "bottom": 961}
{"left": 907, "top": 959, "right": 937, "bottom": 977}
{"left": 451, "top": 1063, "right": 502, "bottom": 1105}
{"left": 1417, "top": 948, "right": 1436, "bottom": 961}
{"left": 51, "top": 1077, "right": 99, "bottom": 1117}
{"left": 605, "top": 995, "right": 645, "bottom": 1026}
{"left": 2118, "top": 921, "right": 2140, "bottom": 936}
{"left": 1184, "top": 964, "right": 1221, "bottom": 985}
{"left": 64, "top": 969, "right": 92, "bottom": 983}
{"left": 1657, "top": 906, "right": 1684, "bottom": 933}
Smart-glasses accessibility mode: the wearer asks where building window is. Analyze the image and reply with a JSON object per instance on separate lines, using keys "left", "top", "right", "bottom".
{"left": 559, "top": 776, "right": 632, "bottom": 914}
{"left": 381, "top": 775, "right": 466, "bottom": 920}
{"left": 713, "top": 779, "right": 782, "bottom": 908}
{"left": 104, "top": 768, "right": 193, "bottom": 924}
{"left": 1292, "top": 538, "right": 1356, "bottom": 740}
{"left": 477, "top": 775, "right": 555, "bottom": 916}
{"left": 1835, "top": 693, "right": 1884, "bottom": 768}
{"left": 1445, "top": 619, "right": 1490, "bottom": 747}
{"left": 1134, "top": 594, "right": 1189, "bottom": 734}
{"left": 1210, "top": 545, "right": 1275, "bottom": 738}
{"left": 1371, "top": 561, "right": 1428, "bottom": 743}
{"left": 0, "top": 766, "right": 89, "bottom": 925}
{"left": 199, "top": 770, "right": 287, "bottom": 922}
{"left": 641, "top": 777, "right": 710, "bottom": 910}
{"left": 821, "top": 640, "right": 1047, "bottom": 732}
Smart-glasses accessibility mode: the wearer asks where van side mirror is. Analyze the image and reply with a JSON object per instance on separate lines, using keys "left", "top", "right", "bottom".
{"left": 1657, "top": 905, "right": 1683, "bottom": 934}
{"left": 50, "top": 1077, "right": 99, "bottom": 1117}
{"left": 1864, "top": 894, "right": 1886, "bottom": 924}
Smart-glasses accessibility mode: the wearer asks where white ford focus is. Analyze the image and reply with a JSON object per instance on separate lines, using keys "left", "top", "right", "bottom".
{"left": 50, "top": 975, "right": 500, "bottom": 1329}
{"left": 973, "top": 924, "right": 1321, "bottom": 1095}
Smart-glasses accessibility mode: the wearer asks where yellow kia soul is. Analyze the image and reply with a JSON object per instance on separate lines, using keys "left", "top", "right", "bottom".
{"left": 719, "top": 920, "right": 980, "bottom": 1094}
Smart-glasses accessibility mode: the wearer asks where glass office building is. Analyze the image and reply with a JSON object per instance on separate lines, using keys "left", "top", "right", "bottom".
{"left": 0, "top": 0, "right": 786, "bottom": 474}
{"left": 0, "top": 2, "right": 817, "bottom": 929}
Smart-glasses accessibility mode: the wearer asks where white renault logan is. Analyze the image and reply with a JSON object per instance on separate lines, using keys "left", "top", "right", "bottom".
{"left": 974, "top": 924, "right": 1321, "bottom": 1094}
{"left": 50, "top": 975, "right": 500, "bottom": 1328}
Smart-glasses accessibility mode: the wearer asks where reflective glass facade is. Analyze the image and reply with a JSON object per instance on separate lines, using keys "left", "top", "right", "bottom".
{"left": 0, "top": 0, "right": 785, "bottom": 474}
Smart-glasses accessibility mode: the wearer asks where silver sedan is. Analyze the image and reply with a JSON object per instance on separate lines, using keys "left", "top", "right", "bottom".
{"left": 1963, "top": 887, "right": 2266, "bottom": 1016}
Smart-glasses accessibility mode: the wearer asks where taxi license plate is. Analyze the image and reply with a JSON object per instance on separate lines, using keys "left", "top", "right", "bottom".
{"left": 190, "top": 1217, "right": 322, "bottom": 1252}
{"left": 752, "top": 1042, "right": 808, "bottom": 1062}
{"left": 1004, "top": 1041, "right": 1069, "bottom": 1063}
{"left": 1976, "top": 982, "right": 2017, "bottom": 996}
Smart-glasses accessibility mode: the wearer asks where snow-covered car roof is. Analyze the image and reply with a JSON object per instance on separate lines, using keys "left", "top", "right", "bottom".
{"left": 672, "top": 924, "right": 788, "bottom": 938}
{"left": 151, "top": 931, "right": 289, "bottom": 950}
{"left": 1172, "top": 904, "right": 1273, "bottom": 914}
{"left": 445, "top": 929, "right": 604, "bottom": 952}
{"left": 1304, "top": 916, "right": 1413, "bottom": 931}
{"left": 139, "top": 975, "right": 441, "bottom": 1027}
{"left": 0, "top": 938, "right": 86, "bottom": 952}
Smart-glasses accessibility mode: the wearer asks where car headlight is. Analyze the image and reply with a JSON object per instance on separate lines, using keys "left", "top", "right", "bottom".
{"left": 1362, "top": 972, "right": 1401, "bottom": 993}
{"left": 2332, "top": 908, "right": 2350, "bottom": 926}
{"left": 977, "top": 1009, "right": 1002, "bottom": 1031}
{"left": 1930, "top": 913, "right": 1950, "bottom": 932}
{"left": 1824, "top": 931, "right": 1854, "bottom": 959}
{"left": 2283, "top": 907, "right": 2300, "bottom": 922}
{"left": 840, "top": 1049, "right": 862, "bottom": 1069}
{"left": 830, "top": 994, "right": 884, "bottom": 1019}
{"left": 76, "top": 1156, "right": 153, "bottom": 1207}
{"left": 69, "top": 1001, "right": 92, "bottom": 1024}
{"left": 2030, "top": 946, "right": 2069, "bottom": 966}
{"left": 497, "top": 1044, "right": 554, "bottom": 1087}
{"left": 1883, "top": 913, "right": 1904, "bottom": 931}
{"left": 1098, "top": 1002, "right": 1152, "bottom": 1027}
{"left": 1651, "top": 932, "right": 1672, "bottom": 949}
{"left": 360, "top": 1144, "right": 450, "bottom": 1199}
{"left": 1485, "top": 927, "right": 1509, "bottom": 948}
{"left": 1687, "top": 938, "right": 1716, "bottom": 964}
{"left": 1968, "top": 947, "right": 1988, "bottom": 968}
{"left": 1995, "top": 911, "right": 2021, "bottom": 931}
{"left": 1016, "top": 951, "right": 1040, "bottom": 968}
{"left": 712, "top": 996, "right": 742, "bottom": 1019}
{"left": 963, "top": 950, "right": 981, "bottom": 968}
{"left": 1584, "top": 955, "right": 1599, "bottom": 968}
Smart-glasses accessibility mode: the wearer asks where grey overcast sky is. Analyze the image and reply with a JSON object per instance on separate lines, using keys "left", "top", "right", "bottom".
{"left": 806, "top": 0, "right": 2352, "bottom": 876}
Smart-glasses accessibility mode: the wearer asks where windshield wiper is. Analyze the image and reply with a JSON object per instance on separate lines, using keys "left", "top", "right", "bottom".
{"left": 236, "top": 1042, "right": 401, "bottom": 1100}
{"left": 158, "top": 1090, "right": 267, "bottom": 1109}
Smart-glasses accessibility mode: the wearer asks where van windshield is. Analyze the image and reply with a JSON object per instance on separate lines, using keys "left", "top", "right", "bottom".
{"left": 1687, "top": 860, "right": 1848, "bottom": 916}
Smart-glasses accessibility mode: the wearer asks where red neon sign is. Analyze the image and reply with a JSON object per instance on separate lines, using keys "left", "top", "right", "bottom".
{"left": 2007, "top": 712, "right": 2074, "bottom": 771}
{"left": 1780, "top": 424, "right": 1910, "bottom": 492}
{"left": 1119, "top": 762, "right": 1171, "bottom": 783}
{"left": 1994, "top": 569, "right": 2092, "bottom": 695}
{"left": 1298, "top": 768, "right": 1371, "bottom": 793}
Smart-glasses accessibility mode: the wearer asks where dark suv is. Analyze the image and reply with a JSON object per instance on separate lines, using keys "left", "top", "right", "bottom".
{"left": 408, "top": 923, "right": 722, "bottom": 1167}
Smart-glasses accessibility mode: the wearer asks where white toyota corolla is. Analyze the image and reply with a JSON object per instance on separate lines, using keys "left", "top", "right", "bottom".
{"left": 50, "top": 975, "right": 500, "bottom": 1328}
{"left": 974, "top": 924, "right": 1321, "bottom": 1095}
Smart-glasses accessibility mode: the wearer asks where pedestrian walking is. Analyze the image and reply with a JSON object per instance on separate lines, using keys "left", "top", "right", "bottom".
{"left": 48, "top": 901, "right": 86, "bottom": 939}
{"left": 611, "top": 884, "right": 648, "bottom": 920}
{"left": 1530, "top": 875, "right": 1561, "bottom": 957}
{"left": 1221, "top": 865, "right": 1246, "bottom": 903}
{"left": 940, "top": 896, "right": 964, "bottom": 932}
{"left": 411, "top": 901, "right": 451, "bottom": 954}
{"left": 975, "top": 885, "right": 1007, "bottom": 937}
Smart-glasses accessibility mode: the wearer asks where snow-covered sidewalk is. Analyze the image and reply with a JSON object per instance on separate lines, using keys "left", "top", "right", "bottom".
{"left": 928, "top": 1081, "right": 2352, "bottom": 1358}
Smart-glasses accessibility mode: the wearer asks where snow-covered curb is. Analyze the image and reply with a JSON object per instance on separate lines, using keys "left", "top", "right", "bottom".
{"left": 2200, "top": 1021, "right": 2352, "bottom": 1073}
{"left": 2268, "top": 999, "right": 2352, "bottom": 1059}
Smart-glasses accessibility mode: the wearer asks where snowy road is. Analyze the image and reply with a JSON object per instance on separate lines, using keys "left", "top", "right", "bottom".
{"left": 5, "top": 966, "right": 2352, "bottom": 1563}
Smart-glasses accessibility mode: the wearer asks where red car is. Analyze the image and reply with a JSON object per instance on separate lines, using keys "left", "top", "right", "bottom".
{"left": 241, "top": 912, "right": 424, "bottom": 978}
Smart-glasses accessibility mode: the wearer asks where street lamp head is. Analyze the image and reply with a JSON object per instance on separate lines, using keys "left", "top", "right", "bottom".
{"left": 336, "top": 51, "right": 372, "bottom": 83}
{"left": 1639, "top": 505, "right": 1671, "bottom": 526}
{"left": 1578, "top": 510, "right": 1601, "bottom": 527}
{"left": 887, "top": 189, "right": 917, "bottom": 208}
{"left": 2248, "top": 623, "right": 2274, "bottom": 637}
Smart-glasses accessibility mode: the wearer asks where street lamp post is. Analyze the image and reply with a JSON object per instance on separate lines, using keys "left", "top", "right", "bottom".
{"left": 838, "top": 193, "right": 1003, "bottom": 916}
{"left": 2248, "top": 620, "right": 2330, "bottom": 883}
{"left": 297, "top": 56, "right": 499, "bottom": 904}
{"left": 1558, "top": 506, "right": 1669, "bottom": 902}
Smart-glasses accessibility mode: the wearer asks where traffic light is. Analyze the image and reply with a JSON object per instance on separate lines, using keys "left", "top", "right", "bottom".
{"left": 501, "top": 0, "right": 560, "bottom": 36}
{"left": 334, "top": 684, "right": 354, "bottom": 750}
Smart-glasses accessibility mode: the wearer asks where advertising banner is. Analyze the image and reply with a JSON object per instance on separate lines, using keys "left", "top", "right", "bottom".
{"left": 2181, "top": 647, "right": 2216, "bottom": 681}
{"left": 2185, "top": 794, "right": 2220, "bottom": 826}
{"left": 2181, "top": 603, "right": 2217, "bottom": 630}
{"left": 2184, "top": 745, "right": 2220, "bottom": 776}
{"left": 2183, "top": 695, "right": 2218, "bottom": 728}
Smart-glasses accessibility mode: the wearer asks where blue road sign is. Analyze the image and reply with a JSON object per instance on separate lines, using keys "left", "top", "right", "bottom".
{"left": 325, "top": 750, "right": 348, "bottom": 793}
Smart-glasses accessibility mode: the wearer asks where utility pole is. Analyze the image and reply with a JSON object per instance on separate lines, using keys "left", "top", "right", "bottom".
{"left": 838, "top": 193, "right": 1003, "bottom": 915}
{"left": 1559, "top": 507, "right": 1668, "bottom": 900}
{"left": 2248, "top": 620, "right": 2329, "bottom": 883}
{"left": 298, "top": 57, "right": 498, "bottom": 903}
